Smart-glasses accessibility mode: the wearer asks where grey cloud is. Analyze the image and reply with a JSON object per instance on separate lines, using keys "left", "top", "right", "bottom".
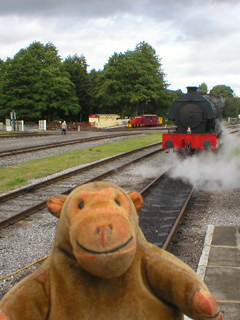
{"left": 0, "top": 0, "right": 240, "bottom": 95}
{"left": 0, "top": 0, "right": 132, "bottom": 17}
{"left": 211, "top": 0, "right": 239, "bottom": 3}
{"left": 155, "top": 1, "right": 239, "bottom": 44}
{"left": 0, "top": 0, "right": 216, "bottom": 20}
{"left": 0, "top": 0, "right": 238, "bottom": 18}
{"left": 176, "top": 17, "right": 237, "bottom": 42}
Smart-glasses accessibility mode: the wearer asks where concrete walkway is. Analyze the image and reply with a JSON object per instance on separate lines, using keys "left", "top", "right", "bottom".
{"left": 185, "top": 225, "right": 240, "bottom": 320}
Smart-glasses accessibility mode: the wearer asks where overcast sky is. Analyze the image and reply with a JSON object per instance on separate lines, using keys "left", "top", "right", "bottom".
{"left": 0, "top": 0, "right": 240, "bottom": 96}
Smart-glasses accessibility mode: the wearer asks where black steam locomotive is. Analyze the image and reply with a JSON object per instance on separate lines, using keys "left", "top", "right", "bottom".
{"left": 162, "top": 86, "right": 225, "bottom": 153}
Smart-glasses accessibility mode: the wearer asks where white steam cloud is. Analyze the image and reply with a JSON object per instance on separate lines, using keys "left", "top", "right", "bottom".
{"left": 169, "top": 126, "right": 240, "bottom": 191}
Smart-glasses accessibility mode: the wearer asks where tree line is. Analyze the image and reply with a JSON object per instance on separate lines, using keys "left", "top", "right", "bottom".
{"left": 198, "top": 83, "right": 240, "bottom": 118}
{"left": 0, "top": 41, "right": 239, "bottom": 123}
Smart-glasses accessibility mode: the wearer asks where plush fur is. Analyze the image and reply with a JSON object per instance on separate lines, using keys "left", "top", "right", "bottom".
{"left": 0, "top": 181, "right": 222, "bottom": 320}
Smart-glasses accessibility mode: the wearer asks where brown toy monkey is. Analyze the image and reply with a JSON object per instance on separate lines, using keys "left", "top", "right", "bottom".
{"left": 0, "top": 181, "right": 222, "bottom": 320}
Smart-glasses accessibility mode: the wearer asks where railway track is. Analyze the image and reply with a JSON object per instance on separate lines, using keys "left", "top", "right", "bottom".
{"left": 139, "top": 172, "right": 194, "bottom": 249}
{"left": 98, "top": 126, "right": 175, "bottom": 132}
{"left": 0, "top": 132, "right": 140, "bottom": 158}
{"left": 0, "top": 142, "right": 162, "bottom": 229}
{"left": 0, "top": 132, "right": 52, "bottom": 139}
{"left": 0, "top": 163, "right": 195, "bottom": 297}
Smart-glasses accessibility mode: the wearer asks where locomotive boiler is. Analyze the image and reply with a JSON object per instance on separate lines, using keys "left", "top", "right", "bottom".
{"left": 162, "top": 86, "right": 224, "bottom": 153}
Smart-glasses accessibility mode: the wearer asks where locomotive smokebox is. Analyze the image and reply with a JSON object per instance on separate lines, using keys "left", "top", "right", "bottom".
{"left": 186, "top": 86, "right": 198, "bottom": 93}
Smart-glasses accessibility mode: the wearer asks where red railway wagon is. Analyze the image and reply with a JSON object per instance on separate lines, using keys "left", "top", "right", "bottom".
{"left": 127, "top": 114, "right": 158, "bottom": 127}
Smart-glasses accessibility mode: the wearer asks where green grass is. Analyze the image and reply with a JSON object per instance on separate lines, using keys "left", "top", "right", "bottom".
{"left": 0, "top": 133, "right": 163, "bottom": 194}
{"left": 5, "top": 176, "right": 27, "bottom": 187}
{"left": 233, "top": 148, "right": 240, "bottom": 156}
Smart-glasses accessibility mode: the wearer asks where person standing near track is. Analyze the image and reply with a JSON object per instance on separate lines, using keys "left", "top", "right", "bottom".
{"left": 61, "top": 121, "right": 67, "bottom": 135}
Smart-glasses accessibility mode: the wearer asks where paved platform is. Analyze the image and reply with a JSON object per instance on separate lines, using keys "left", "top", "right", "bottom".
{"left": 185, "top": 225, "right": 240, "bottom": 320}
{"left": 204, "top": 225, "right": 240, "bottom": 320}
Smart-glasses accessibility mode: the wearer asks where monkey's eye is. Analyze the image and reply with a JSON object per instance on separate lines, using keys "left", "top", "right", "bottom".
{"left": 115, "top": 199, "right": 121, "bottom": 206}
{"left": 78, "top": 201, "right": 84, "bottom": 209}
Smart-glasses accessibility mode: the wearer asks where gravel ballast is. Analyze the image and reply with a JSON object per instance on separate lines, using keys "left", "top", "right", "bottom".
{"left": 1, "top": 129, "right": 240, "bottom": 303}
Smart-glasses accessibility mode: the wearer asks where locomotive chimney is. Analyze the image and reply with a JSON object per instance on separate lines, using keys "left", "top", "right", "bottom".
{"left": 186, "top": 86, "right": 198, "bottom": 93}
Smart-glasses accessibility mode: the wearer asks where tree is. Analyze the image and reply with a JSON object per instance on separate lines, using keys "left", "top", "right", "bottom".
{"left": 0, "top": 59, "right": 6, "bottom": 97}
{"left": 62, "top": 54, "right": 91, "bottom": 121}
{"left": 88, "top": 69, "right": 104, "bottom": 116}
{"left": 166, "top": 89, "right": 183, "bottom": 104}
{"left": 34, "top": 67, "right": 80, "bottom": 121}
{"left": 198, "top": 83, "right": 208, "bottom": 93}
{"left": 209, "top": 85, "right": 238, "bottom": 118}
{"left": 96, "top": 42, "right": 169, "bottom": 118}
{"left": 209, "top": 85, "right": 234, "bottom": 99}
{"left": 0, "top": 41, "right": 79, "bottom": 121}
{"left": 0, "top": 58, "right": 4, "bottom": 73}
{"left": 96, "top": 51, "right": 133, "bottom": 116}
{"left": 129, "top": 42, "right": 169, "bottom": 115}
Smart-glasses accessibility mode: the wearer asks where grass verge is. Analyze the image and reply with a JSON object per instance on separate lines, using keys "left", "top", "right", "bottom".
{"left": 0, "top": 133, "right": 163, "bottom": 194}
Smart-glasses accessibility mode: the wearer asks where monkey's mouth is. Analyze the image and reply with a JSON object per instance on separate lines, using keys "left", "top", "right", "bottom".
{"left": 76, "top": 236, "right": 133, "bottom": 254}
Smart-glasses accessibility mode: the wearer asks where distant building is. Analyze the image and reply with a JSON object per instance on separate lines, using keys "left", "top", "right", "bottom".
{"left": 88, "top": 114, "right": 120, "bottom": 128}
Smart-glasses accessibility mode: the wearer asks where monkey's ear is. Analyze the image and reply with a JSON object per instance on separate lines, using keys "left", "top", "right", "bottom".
{"left": 128, "top": 191, "right": 144, "bottom": 212}
{"left": 46, "top": 195, "right": 67, "bottom": 218}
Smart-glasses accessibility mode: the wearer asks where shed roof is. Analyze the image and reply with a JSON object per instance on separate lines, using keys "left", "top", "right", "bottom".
{"left": 89, "top": 114, "right": 120, "bottom": 118}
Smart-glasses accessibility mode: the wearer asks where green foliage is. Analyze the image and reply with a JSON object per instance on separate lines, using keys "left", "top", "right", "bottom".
{"left": 210, "top": 85, "right": 234, "bottom": 99}
{"left": 198, "top": 82, "right": 208, "bottom": 93}
{"left": 210, "top": 85, "right": 239, "bottom": 117}
{"left": 223, "top": 96, "right": 240, "bottom": 118}
{"left": 1, "top": 40, "right": 239, "bottom": 122}
{"left": 96, "top": 41, "right": 169, "bottom": 117}
{"left": 88, "top": 69, "right": 104, "bottom": 115}
{"left": 0, "top": 41, "right": 80, "bottom": 121}
{"left": 34, "top": 67, "right": 80, "bottom": 121}
{"left": 62, "top": 54, "right": 90, "bottom": 121}
{"left": 167, "top": 89, "right": 183, "bottom": 101}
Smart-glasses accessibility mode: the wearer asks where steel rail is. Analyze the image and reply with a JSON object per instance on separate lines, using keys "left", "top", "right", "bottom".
{"left": 0, "top": 133, "right": 140, "bottom": 157}
{"left": 0, "top": 142, "right": 162, "bottom": 203}
{"left": 0, "top": 168, "right": 195, "bottom": 289}
{"left": 0, "top": 145, "right": 163, "bottom": 230}
{"left": 162, "top": 186, "right": 195, "bottom": 250}
{"left": 139, "top": 172, "right": 195, "bottom": 250}
{"left": 0, "top": 132, "right": 51, "bottom": 139}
